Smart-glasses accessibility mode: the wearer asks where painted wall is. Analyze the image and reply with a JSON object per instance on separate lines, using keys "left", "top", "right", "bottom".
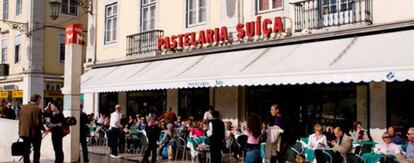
{"left": 0, "top": 119, "right": 54, "bottom": 162}
{"left": 95, "top": 0, "right": 139, "bottom": 61}
{"left": 373, "top": 0, "right": 414, "bottom": 24}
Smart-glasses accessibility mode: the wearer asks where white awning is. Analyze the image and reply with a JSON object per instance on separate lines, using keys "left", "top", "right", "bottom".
{"left": 81, "top": 30, "right": 414, "bottom": 93}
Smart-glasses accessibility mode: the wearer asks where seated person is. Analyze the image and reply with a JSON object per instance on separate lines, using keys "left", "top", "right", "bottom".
{"left": 308, "top": 124, "right": 328, "bottom": 149}
{"left": 351, "top": 121, "right": 370, "bottom": 142}
{"left": 374, "top": 132, "right": 409, "bottom": 162}
{"left": 190, "top": 121, "right": 204, "bottom": 138}
{"left": 397, "top": 128, "right": 414, "bottom": 163}
{"left": 315, "top": 127, "right": 352, "bottom": 163}
{"left": 374, "top": 132, "right": 401, "bottom": 155}
{"left": 388, "top": 126, "right": 404, "bottom": 145}
{"left": 158, "top": 123, "right": 178, "bottom": 159}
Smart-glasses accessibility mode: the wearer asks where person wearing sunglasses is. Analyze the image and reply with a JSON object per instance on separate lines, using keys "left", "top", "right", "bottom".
{"left": 375, "top": 132, "right": 401, "bottom": 155}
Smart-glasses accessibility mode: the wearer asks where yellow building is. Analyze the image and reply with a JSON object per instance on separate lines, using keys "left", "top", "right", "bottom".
{"left": 83, "top": 0, "right": 414, "bottom": 141}
{"left": 0, "top": 0, "right": 87, "bottom": 107}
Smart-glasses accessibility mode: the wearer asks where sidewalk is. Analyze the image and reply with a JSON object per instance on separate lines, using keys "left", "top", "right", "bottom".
{"left": 0, "top": 146, "right": 52, "bottom": 163}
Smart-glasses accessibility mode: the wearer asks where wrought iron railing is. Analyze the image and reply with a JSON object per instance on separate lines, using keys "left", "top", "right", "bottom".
{"left": 293, "top": 0, "right": 372, "bottom": 32}
{"left": 126, "top": 30, "right": 164, "bottom": 55}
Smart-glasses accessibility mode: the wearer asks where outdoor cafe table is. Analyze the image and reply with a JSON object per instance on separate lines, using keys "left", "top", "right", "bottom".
{"left": 361, "top": 153, "right": 397, "bottom": 163}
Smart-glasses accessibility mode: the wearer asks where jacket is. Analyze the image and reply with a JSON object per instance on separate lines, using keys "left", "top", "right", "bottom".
{"left": 18, "top": 103, "right": 44, "bottom": 139}
{"left": 265, "top": 125, "right": 284, "bottom": 159}
{"left": 332, "top": 134, "right": 353, "bottom": 163}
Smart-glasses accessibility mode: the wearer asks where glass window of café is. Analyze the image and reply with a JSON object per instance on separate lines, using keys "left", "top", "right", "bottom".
{"left": 126, "top": 90, "right": 166, "bottom": 116}
{"left": 387, "top": 82, "right": 414, "bottom": 133}
{"left": 247, "top": 84, "right": 357, "bottom": 137}
{"left": 99, "top": 92, "right": 118, "bottom": 116}
{"left": 178, "top": 88, "right": 209, "bottom": 120}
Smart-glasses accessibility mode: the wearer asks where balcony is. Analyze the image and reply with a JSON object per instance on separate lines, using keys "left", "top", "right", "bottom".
{"left": 126, "top": 30, "right": 164, "bottom": 55}
{"left": 293, "top": 0, "right": 373, "bottom": 32}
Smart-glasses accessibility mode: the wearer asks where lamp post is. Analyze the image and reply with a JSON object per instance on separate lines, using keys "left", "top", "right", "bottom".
{"left": 48, "top": 0, "right": 92, "bottom": 162}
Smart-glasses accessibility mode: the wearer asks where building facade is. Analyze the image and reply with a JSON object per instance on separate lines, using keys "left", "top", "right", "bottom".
{"left": 0, "top": 0, "right": 87, "bottom": 108}
{"left": 83, "top": 0, "right": 414, "bottom": 140}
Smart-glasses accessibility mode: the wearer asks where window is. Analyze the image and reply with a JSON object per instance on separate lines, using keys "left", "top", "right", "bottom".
{"left": 14, "top": 35, "right": 21, "bottom": 63}
{"left": 61, "top": 0, "right": 77, "bottom": 15}
{"left": 141, "top": 0, "right": 156, "bottom": 32}
{"left": 16, "top": 0, "right": 22, "bottom": 15}
{"left": 58, "top": 33, "right": 65, "bottom": 63}
{"left": 186, "top": 0, "right": 206, "bottom": 27}
{"left": 1, "top": 39, "right": 7, "bottom": 64}
{"left": 3, "top": 0, "right": 8, "bottom": 20}
{"left": 105, "top": 3, "right": 117, "bottom": 44}
{"left": 257, "top": 0, "right": 282, "bottom": 13}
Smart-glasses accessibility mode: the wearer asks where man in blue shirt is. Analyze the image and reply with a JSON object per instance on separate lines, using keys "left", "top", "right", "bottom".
{"left": 398, "top": 127, "right": 414, "bottom": 163}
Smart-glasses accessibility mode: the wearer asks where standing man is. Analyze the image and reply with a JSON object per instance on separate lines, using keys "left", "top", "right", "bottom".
{"left": 203, "top": 106, "right": 214, "bottom": 124}
{"left": 80, "top": 105, "right": 90, "bottom": 162}
{"left": 268, "top": 104, "right": 290, "bottom": 163}
{"left": 109, "top": 104, "right": 122, "bottom": 159}
{"left": 19, "top": 94, "right": 44, "bottom": 163}
{"left": 207, "top": 111, "right": 225, "bottom": 163}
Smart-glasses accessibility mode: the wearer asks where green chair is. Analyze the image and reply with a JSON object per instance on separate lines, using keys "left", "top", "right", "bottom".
{"left": 346, "top": 153, "right": 366, "bottom": 163}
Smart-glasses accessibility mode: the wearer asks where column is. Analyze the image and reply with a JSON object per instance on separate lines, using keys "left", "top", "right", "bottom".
{"left": 214, "top": 87, "right": 239, "bottom": 127}
{"left": 62, "top": 24, "right": 83, "bottom": 162}
{"left": 356, "top": 85, "right": 368, "bottom": 129}
{"left": 118, "top": 92, "right": 127, "bottom": 114}
{"left": 83, "top": 93, "right": 95, "bottom": 114}
{"left": 166, "top": 89, "right": 179, "bottom": 113}
{"left": 369, "top": 82, "right": 387, "bottom": 142}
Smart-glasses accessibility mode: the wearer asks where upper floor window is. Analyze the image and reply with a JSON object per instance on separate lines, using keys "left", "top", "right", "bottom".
{"left": 186, "top": 0, "right": 206, "bottom": 27}
{"left": 16, "top": 0, "right": 22, "bottom": 15}
{"left": 61, "top": 0, "right": 77, "bottom": 16}
{"left": 257, "top": 0, "right": 282, "bottom": 13}
{"left": 1, "top": 39, "right": 7, "bottom": 64}
{"left": 59, "top": 33, "right": 65, "bottom": 63}
{"left": 141, "top": 0, "right": 156, "bottom": 32}
{"left": 14, "top": 35, "right": 21, "bottom": 63}
{"left": 3, "top": 0, "right": 8, "bottom": 20}
{"left": 105, "top": 3, "right": 117, "bottom": 44}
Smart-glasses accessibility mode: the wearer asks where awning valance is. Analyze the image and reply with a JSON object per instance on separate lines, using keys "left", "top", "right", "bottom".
{"left": 81, "top": 29, "right": 414, "bottom": 93}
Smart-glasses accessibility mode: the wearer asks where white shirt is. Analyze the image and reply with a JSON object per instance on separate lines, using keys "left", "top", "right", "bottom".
{"left": 203, "top": 111, "right": 212, "bottom": 121}
{"left": 308, "top": 133, "right": 328, "bottom": 149}
{"left": 375, "top": 142, "right": 401, "bottom": 155}
{"left": 110, "top": 111, "right": 121, "bottom": 129}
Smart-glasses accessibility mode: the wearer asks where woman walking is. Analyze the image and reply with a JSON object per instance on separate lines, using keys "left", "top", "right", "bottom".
{"left": 44, "top": 102, "right": 66, "bottom": 163}
{"left": 245, "top": 113, "right": 263, "bottom": 163}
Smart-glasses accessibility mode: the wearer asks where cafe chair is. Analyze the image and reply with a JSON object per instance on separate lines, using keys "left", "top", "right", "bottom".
{"left": 174, "top": 137, "right": 187, "bottom": 160}
{"left": 346, "top": 153, "right": 366, "bottom": 163}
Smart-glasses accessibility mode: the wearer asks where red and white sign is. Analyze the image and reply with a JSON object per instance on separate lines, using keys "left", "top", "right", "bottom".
{"left": 157, "top": 16, "right": 284, "bottom": 51}
{"left": 65, "top": 24, "right": 83, "bottom": 45}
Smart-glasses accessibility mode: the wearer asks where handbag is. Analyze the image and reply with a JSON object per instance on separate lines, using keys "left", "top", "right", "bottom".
{"left": 162, "top": 145, "right": 169, "bottom": 159}
{"left": 62, "top": 126, "right": 70, "bottom": 137}
{"left": 11, "top": 138, "right": 24, "bottom": 156}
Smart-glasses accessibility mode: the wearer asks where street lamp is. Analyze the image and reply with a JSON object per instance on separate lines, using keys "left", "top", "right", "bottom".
{"left": 48, "top": 0, "right": 93, "bottom": 20}
{"left": 49, "top": 0, "right": 62, "bottom": 20}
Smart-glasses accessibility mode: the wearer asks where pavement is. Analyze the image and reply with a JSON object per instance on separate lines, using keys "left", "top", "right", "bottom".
{"left": 0, "top": 146, "right": 239, "bottom": 163}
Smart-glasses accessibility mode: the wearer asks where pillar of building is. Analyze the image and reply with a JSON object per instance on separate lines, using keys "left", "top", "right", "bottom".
{"left": 356, "top": 85, "right": 369, "bottom": 129}
{"left": 23, "top": 75, "right": 45, "bottom": 106}
{"left": 83, "top": 93, "right": 95, "bottom": 114}
{"left": 118, "top": 92, "right": 127, "bottom": 114}
{"left": 62, "top": 24, "right": 83, "bottom": 162}
{"left": 369, "top": 82, "right": 387, "bottom": 142}
{"left": 214, "top": 87, "right": 239, "bottom": 127}
{"left": 166, "top": 89, "right": 179, "bottom": 113}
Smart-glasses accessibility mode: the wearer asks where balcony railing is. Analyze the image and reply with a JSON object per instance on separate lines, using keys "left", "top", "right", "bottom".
{"left": 293, "top": 0, "right": 372, "bottom": 32}
{"left": 126, "top": 30, "right": 164, "bottom": 55}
